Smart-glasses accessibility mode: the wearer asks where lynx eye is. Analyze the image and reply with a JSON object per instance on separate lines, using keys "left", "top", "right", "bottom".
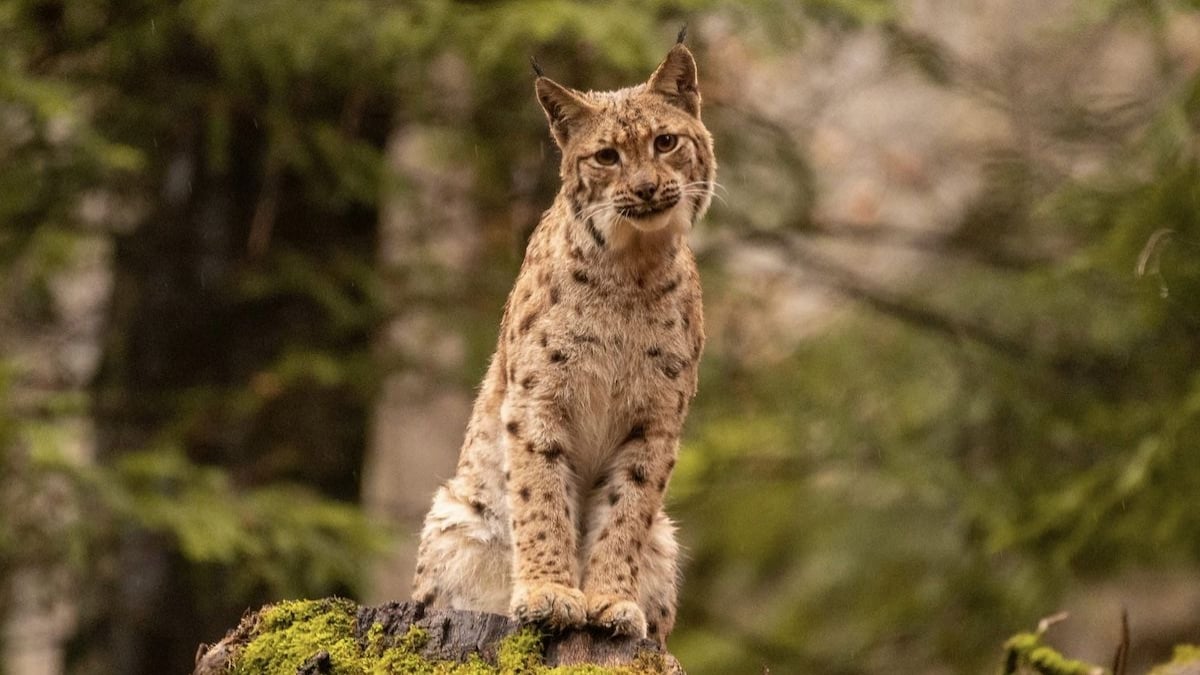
{"left": 654, "top": 134, "right": 678, "bottom": 153}
{"left": 594, "top": 148, "right": 620, "bottom": 166}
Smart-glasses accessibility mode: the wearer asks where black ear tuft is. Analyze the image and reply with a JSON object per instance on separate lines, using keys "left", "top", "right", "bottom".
{"left": 676, "top": 23, "right": 688, "bottom": 45}
{"left": 529, "top": 56, "right": 544, "bottom": 78}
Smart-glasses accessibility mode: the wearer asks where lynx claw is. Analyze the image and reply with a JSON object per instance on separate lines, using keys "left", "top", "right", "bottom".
{"left": 587, "top": 596, "right": 648, "bottom": 639}
{"left": 511, "top": 582, "right": 587, "bottom": 630}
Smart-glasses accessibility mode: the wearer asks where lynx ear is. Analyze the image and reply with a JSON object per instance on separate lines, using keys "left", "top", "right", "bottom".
{"left": 535, "top": 77, "right": 597, "bottom": 147}
{"left": 647, "top": 43, "right": 700, "bottom": 117}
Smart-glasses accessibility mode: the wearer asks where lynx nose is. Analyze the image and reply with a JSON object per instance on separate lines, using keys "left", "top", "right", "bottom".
{"left": 632, "top": 182, "right": 658, "bottom": 202}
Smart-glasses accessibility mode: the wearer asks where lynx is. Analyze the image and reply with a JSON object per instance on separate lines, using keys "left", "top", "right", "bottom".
{"left": 412, "top": 34, "right": 715, "bottom": 645}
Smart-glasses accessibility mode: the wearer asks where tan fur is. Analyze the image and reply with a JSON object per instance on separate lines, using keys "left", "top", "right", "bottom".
{"left": 412, "top": 43, "right": 716, "bottom": 645}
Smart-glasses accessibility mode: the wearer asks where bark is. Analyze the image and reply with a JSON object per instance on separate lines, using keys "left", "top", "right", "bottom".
{"left": 192, "top": 600, "right": 684, "bottom": 674}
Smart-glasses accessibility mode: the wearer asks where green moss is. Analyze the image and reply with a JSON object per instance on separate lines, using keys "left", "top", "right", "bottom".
{"left": 231, "top": 598, "right": 364, "bottom": 675}
{"left": 1000, "top": 632, "right": 1101, "bottom": 675}
{"left": 1022, "top": 646, "right": 1100, "bottom": 675}
{"left": 1170, "top": 645, "right": 1200, "bottom": 663}
{"left": 225, "top": 599, "right": 671, "bottom": 674}
{"left": 1148, "top": 645, "right": 1200, "bottom": 675}
{"left": 495, "top": 627, "right": 545, "bottom": 672}
{"left": 372, "top": 625, "right": 441, "bottom": 674}
{"left": 364, "top": 621, "right": 386, "bottom": 655}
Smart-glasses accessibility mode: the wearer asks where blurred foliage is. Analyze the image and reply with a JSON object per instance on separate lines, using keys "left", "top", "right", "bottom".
{"left": 672, "top": 7, "right": 1200, "bottom": 672}
{"left": 1001, "top": 623, "right": 1105, "bottom": 675}
{"left": 1, "top": 435, "right": 385, "bottom": 599}
{"left": 2, "top": 0, "right": 1199, "bottom": 674}
{"left": 63, "top": 447, "right": 386, "bottom": 597}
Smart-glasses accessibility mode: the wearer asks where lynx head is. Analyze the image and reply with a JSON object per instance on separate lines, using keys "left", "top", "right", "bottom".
{"left": 535, "top": 41, "right": 716, "bottom": 242}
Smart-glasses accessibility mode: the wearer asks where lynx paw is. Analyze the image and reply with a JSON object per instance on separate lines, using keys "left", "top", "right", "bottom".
{"left": 511, "top": 582, "right": 586, "bottom": 630}
{"left": 586, "top": 595, "right": 648, "bottom": 638}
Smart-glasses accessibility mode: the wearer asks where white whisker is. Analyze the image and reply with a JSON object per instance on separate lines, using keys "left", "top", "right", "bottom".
{"left": 680, "top": 186, "right": 727, "bottom": 206}
{"left": 680, "top": 180, "right": 728, "bottom": 196}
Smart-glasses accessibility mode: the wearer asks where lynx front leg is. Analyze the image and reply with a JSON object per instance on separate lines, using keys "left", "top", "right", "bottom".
{"left": 503, "top": 406, "right": 586, "bottom": 630}
{"left": 582, "top": 428, "right": 678, "bottom": 638}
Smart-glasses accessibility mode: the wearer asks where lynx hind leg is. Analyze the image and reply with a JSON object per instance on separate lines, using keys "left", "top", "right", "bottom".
{"left": 639, "top": 511, "right": 680, "bottom": 645}
{"left": 412, "top": 485, "right": 511, "bottom": 614}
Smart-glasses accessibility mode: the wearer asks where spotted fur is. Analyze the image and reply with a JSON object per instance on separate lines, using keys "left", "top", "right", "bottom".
{"left": 412, "top": 42, "right": 715, "bottom": 646}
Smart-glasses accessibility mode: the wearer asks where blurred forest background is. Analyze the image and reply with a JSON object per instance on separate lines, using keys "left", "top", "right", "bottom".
{"left": 2, "top": 0, "right": 1200, "bottom": 673}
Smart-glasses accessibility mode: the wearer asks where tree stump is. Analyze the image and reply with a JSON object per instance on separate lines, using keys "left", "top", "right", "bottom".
{"left": 193, "top": 598, "right": 684, "bottom": 674}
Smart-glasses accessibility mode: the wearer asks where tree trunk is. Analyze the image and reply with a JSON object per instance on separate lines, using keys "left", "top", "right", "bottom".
{"left": 1, "top": 231, "right": 113, "bottom": 675}
{"left": 193, "top": 599, "right": 683, "bottom": 674}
